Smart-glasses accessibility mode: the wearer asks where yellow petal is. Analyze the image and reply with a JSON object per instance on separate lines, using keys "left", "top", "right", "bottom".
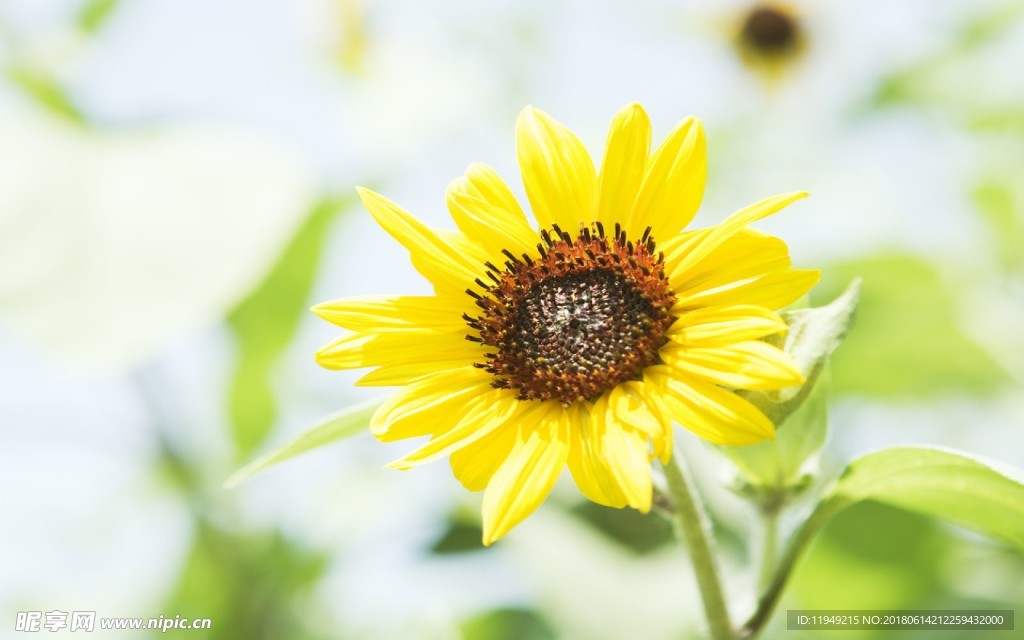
{"left": 597, "top": 103, "right": 651, "bottom": 231}
{"left": 446, "top": 189, "right": 538, "bottom": 260}
{"left": 626, "top": 381, "right": 675, "bottom": 463}
{"left": 356, "top": 187, "right": 484, "bottom": 295}
{"left": 452, "top": 162, "right": 526, "bottom": 220}
{"left": 568, "top": 397, "right": 628, "bottom": 507}
{"left": 601, "top": 391, "right": 654, "bottom": 512}
{"left": 669, "top": 305, "right": 787, "bottom": 347}
{"left": 669, "top": 228, "right": 791, "bottom": 296}
{"left": 370, "top": 368, "right": 491, "bottom": 442}
{"left": 662, "top": 340, "right": 804, "bottom": 390}
{"left": 386, "top": 390, "right": 523, "bottom": 470}
{"left": 671, "top": 191, "right": 808, "bottom": 277}
{"left": 629, "top": 117, "right": 706, "bottom": 241}
{"left": 314, "top": 330, "right": 479, "bottom": 370}
{"left": 314, "top": 332, "right": 373, "bottom": 369}
{"left": 481, "top": 403, "right": 570, "bottom": 545}
{"left": 645, "top": 367, "right": 775, "bottom": 445}
{"left": 355, "top": 358, "right": 478, "bottom": 387}
{"left": 516, "top": 106, "right": 597, "bottom": 231}
{"left": 450, "top": 419, "right": 520, "bottom": 492}
{"left": 311, "top": 295, "right": 466, "bottom": 333}
{"left": 675, "top": 268, "right": 820, "bottom": 310}
{"left": 609, "top": 383, "right": 666, "bottom": 462}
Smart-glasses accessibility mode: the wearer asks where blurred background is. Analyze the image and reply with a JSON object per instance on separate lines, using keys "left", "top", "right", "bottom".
{"left": 1, "top": 0, "right": 1022, "bottom": 638}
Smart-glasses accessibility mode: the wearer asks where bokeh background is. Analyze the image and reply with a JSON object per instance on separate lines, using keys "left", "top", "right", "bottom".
{"left": 2, "top": 0, "right": 1023, "bottom": 638}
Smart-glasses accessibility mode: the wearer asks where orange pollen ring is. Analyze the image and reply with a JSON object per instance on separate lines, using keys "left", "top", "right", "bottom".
{"left": 463, "top": 222, "right": 677, "bottom": 405}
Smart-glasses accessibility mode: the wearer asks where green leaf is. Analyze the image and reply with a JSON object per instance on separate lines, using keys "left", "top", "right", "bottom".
{"left": 77, "top": 0, "right": 121, "bottom": 33}
{"left": 822, "top": 446, "right": 1024, "bottom": 548}
{"left": 226, "top": 197, "right": 350, "bottom": 457}
{"left": 166, "top": 522, "right": 331, "bottom": 640}
{"left": 6, "top": 65, "right": 85, "bottom": 125}
{"left": 743, "top": 446, "right": 1024, "bottom": 635}
{"left": 569, "top": 501, "right": 674, "bottom": 555}
{"left": 793, "top": 503, "right": 956, "bottom": 610}
{"left": 460, "top": 608, "right": 556, "bottom": 640}
{"left": 430, "top": 519, "right": 487, "bottom": 555}
{"left": 224, "top": 398, "right": 381, "bottom": 489}
{"left": 868, "top": 4, "right": 1024, "bottom": 111}
{"left": 717, "top": 280, "right": 859, "bottom": 496}
{"left": 814, "top": 254, "right": 1008, "bottom": 398}
{"left": 974, "top": 178, "right": 1024, "bottom": 272}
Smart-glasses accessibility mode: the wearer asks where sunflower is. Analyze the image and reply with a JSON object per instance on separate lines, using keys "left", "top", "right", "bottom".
{"left": 313, "top": 104, "right": 818, "bottom": 545}
{"left": 733, "top": 2, "right": 808, "bottom": 81}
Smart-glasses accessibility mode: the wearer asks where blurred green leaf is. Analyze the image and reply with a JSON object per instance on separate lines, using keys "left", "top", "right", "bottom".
{"left": 227, "top": 197, "right": 349, "bottom": 457}
{"left": 869, "top": 3, "right": 1024, "bottom": 111}
{"left": 77, "top": 0, "right": 121, "bottom": 33}
{"left": 822, "top": 446, "right": 1024, "bottom": 549}
{"left": 569, "top": 502, "right": 673, "bottom": 555}
{"left": 974, "top": 179, "right": 1024, "bottom": 272}
{"left": 814, "top": 255, "right": 1007, "bottom": 398}
{"left": 6, "top": 65, "right": 85, "bottom": 124}
{"left": 431, "top": 520, "right": 487, "bottom": 555}
{"left": 967, "top": 109, "right": 1024, "bottom": 136}
{"left": 794, "top": 502, "right": 953, "bottom": 612}
{"left": 460, "top": 608, "right": 556, "bottom": 640}
{"left": 165, "top": 522, "right": 331, "bottom": 640}
{"left": 429, "top": 505, "right": 491, "bottom": 554}
{"left": 225, "top": 397, "right": 381, "bottom": 488}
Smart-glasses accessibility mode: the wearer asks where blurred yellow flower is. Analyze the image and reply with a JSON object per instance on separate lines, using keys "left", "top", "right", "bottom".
{"left": 313, "top": 104, "right": 818, "bottom": 544}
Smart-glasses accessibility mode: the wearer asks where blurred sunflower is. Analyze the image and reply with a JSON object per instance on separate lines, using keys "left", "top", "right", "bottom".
{"left": 733, "top": 2, "right": 808, "bottom": 81}
{"left": 313, "top": 104, "right": 818, "bottom": 544}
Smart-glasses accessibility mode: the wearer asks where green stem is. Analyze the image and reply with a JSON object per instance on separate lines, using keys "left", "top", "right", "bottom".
{"left": 756, "top": 506, "right": 779, "bottom": 595}
{"left": 739, "top": 499, "right": 843, "bottom": 639}
{"left": 661, "top": 449, "right": 734, "bottom": 640}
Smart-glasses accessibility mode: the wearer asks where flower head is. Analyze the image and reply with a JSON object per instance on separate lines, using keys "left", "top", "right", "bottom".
{"left": 734, "top": 2, "right": 808, "bottom": 81}
{"left": 313, "top": 104, "right": 818, "bottom": 544}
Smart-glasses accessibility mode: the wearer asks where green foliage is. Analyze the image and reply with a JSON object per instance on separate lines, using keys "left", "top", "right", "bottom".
{"left": 794, "top": 503, "right": 954, "bottom": 612}
{"left": 460, "top": 608, "right": 557, "bottom": 640}
{"left": 226, "top": 197, "right": 350, "bottom": 457}
{"left": 431, "top": 519, "right": 488, "bottom": 555}
{"left": 870, "top": 3, "right": 1024, "bottom": 112}
{"left": 569, "top": 502, "right": 674, "bottom": 555}
{"left": 814, "top": 255, "right": 1007, "bottom": 398}
{"left": 164, "top": 522, "right": 331, "bottom": 640}
{"left": 6, "top": 65, "right": 85, "bottom": 124}
{"left": 791, "top": 502, "right": 1024, "bottom": 640}
{"left": 756, "top": 447, "right": 1024, "bottom": 638}
{"left": 823, "top": 446, "right": 1024, "bottom": 549}
{"left": 225, "top": 397, "right": 381, "bottom": 488}
{"left": 77, "top": 0, "right": 122, "bottom": 33}
{"left": 974, "top": 178, "right": 1024, "bottom": 272}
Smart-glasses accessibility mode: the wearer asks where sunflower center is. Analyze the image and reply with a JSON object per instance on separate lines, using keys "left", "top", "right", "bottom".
{"left": 464, "top": 223, "right": 676, "bottom": 405}
{"left": 741, "top": 5, "right": 799, "bottom": 54}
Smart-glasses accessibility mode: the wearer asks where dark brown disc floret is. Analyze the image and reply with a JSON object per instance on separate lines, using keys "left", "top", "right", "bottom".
{"left": 464, "top": 223, "right": 677, "bottom": 405}
{"left": 741, "top": 4, "right": 800, "bottom": 55}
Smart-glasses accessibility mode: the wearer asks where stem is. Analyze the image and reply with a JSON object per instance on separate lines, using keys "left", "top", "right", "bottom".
{"left": 661, "top": 449, "right": 734, "bottom": 640}
{"left": 739, "top": 500, "right": 842, "bottom": 639}
{"left": 756, "top": 507, "right": 779, "bottom": 595}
